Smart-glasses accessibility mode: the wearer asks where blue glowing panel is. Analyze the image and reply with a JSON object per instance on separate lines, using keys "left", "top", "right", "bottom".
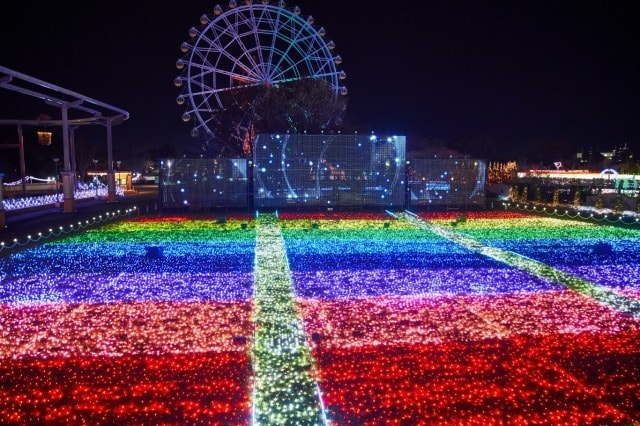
{"left": 407, "top": 159, "right": 486, "bottom": 207}
{"left": 253, "top": 134, "right": 406, "bottom": 208}
{"left": 159, "top": 158, "right": 249, "bottom": 209}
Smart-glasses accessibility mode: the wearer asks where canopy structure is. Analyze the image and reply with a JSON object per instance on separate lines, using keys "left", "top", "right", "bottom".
{"left": 0, "top": 65, "right": 129, "bottom": 215}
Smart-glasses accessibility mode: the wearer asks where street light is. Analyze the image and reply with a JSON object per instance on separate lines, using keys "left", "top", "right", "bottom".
{"left": 52, "top": 157, "right": 60, "bottom": 203}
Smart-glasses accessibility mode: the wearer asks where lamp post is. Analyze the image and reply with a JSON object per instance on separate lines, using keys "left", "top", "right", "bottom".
{"left": 52, "top": 157, "right": 60, "bottom": 203}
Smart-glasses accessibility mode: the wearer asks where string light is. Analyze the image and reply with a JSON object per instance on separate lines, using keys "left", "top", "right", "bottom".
{"left": 0, "top": 208, "right": 145, "bottom": 253}
{"left": 1, "top": 186, "right": 126, "bottom": 212}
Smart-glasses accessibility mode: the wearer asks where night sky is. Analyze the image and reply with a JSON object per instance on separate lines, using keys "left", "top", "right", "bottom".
{"left": 1, "top": 1, "right": 638, "bottom": 163}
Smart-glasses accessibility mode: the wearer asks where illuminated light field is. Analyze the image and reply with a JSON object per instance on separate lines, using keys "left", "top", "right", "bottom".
{"left": 285, "top": 211, "right": 640, "bottom": 424}
{"left": 1, "top": 211, "right": 639, "bottom": 424}
{"left": 0, "top": 216, "right": 255, "bottom": 424}
{"left": 0, "top": 352, "right": 251, "bottom": 425}
{"left": 428, "top": 212, "right": 640, "bottom": 294}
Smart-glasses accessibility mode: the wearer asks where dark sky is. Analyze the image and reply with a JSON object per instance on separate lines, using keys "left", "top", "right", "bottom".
{"left": 1, "top": 1, "right": 638, "bottom": 162}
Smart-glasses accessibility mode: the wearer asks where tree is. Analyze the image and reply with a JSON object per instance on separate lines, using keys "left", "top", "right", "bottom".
{"left": 258, "top": 78, "right": 346, "bottom": 133}
{"left": 73, "top": 136, "right": 100, "bottom": 182}
{"left": 196, "top": 78, "right": 347, "bottom": 158}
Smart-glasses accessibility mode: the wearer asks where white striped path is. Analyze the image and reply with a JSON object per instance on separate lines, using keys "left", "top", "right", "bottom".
{"left": 252, "top": 213, "right": 328, "bottom": 426}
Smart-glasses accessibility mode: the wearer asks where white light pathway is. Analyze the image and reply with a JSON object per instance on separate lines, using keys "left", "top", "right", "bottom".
{"left": 252, "top": 213, "right": 328, "bottom": 425}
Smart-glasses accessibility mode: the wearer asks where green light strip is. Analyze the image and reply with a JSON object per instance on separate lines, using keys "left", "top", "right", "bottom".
{"left": 253, "top": 213, "right": 326, "bottom": 425}
{"left": 400, "top": 212, "right": 640, "bottom": 318}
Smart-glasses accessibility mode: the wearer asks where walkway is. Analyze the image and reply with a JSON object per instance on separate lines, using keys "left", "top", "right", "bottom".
{"left": 0, "top": 185, "right": 159, "bottom": 254}
{"left": 253, "top": 213, "right": 327, "bottom": 425}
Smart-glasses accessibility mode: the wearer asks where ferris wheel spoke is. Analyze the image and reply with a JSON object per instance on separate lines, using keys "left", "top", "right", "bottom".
{"left": 314, "top": 70, "right": 340, "bottom": 85}
{"left": 247, "top": 12, "right": 282, "bottom": 81}
{"left": 268, "top": 54, "right": 301, "bottom": 82}
{"left": 301, "top": 34, "right": 332, "bottom": 61}
{"left": 186, "top": 77, "right": 209, "bottom": 94}
{"left": 214, "top": 14, "right": 263, "bottom": 78}
{"left": 269, "top": 20, "right": 311, "bottom": 80}
{"left": 270, "top": 46, "right": 325, "bottom": 83}
{"left": 249, "top": 6, "right": 274, "bottom": 78}
{"left": 271, "top": 32, "right": 332, "bottom": 82}
{"left": 192, "top": 87, "right": 216, "bottom": 110}
{"left": 195, "top": 18, "right": 261, "bottom": 81}
{"left": 189, "top": 93, "right": 219, "bottom": 118}
{"left": 264, "top": 7, "right": 288, "bottom": 80}
{"left": 197, "top": 33, "right": 259, "bottom": 82}
{"left": 186, "top": 60, "right": 214, "bottom": 83}
{"left": 193, "top": 114, "right": 214, "bottom": 134}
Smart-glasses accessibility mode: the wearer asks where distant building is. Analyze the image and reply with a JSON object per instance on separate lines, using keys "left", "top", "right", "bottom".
{"left": 600, "top": 143, "right": 633, "bottom": 165}
{"left": 577, "top": 144, "right": 633, "bottom": 166}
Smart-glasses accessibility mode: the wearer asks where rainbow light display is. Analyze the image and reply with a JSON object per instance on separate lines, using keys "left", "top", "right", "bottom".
{"left": 434, "top": 213, "right": 640, "bottom": 294}
{"left": 283, "top": 210, "right": 640, "bottom": 424}
{"left": 0, "top": 216, "right": 255, "bottom": 424}
{"left": 0, "top": 210, "right": 639, "bottom": 424}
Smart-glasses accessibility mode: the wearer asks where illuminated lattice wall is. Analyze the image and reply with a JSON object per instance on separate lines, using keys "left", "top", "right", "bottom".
{"left": 253, "top": 134, "right": 406, "bottom": 208}
{"left": 159, "top": 158, "right": 249, "bottom": 209}
{"left": 407, "top": 159, "right": 486, "bottom": 208}
{"left": 158, "top": 140, "right": 488, "bottom": 211}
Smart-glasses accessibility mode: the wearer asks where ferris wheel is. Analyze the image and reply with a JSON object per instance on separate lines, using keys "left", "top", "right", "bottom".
{"left": 175, "top": 0, "right": 347, "bottom": 139}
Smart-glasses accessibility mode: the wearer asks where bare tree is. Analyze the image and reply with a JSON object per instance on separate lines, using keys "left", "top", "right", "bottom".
{"left": 73, "top": 135, "right": 100, "bottom": 182}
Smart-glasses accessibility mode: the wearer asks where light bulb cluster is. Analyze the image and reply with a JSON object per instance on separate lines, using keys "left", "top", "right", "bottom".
{"left": 0, "top": 300, "right": 252, "bottom": 358}
{"left": 402, "top": 212, "right": 640, "bottom": 316}
{"left": 507, "top": 201, "right": 640, "bottom": 225}
{"left": 297, "top": 291, "right": 639, "bottom": 350}
{"left": 0, "top": 352, "right": 252, "bottom": 424}
{"left": 278, "top": 211, "right": 397, "bottom": 221}
{"left": 1, "top": 216, "right": 257, "bottom": 305}
{"left": 291, "top": 267, "right": 562, "bottom": 299}
{"left": 1, "top": 186, "right": 125, "bottom": 212}
{"left": 308, "top": 332, "right": 638, "bottom": 425}
{"left": 0, "top": 208, "right": 138, "bottom": 252}
{"left": 3, "top": 244, "right": 256, "bottom": 304}
{"left": 424, "top": 212, "right": 640, "bottom": 297}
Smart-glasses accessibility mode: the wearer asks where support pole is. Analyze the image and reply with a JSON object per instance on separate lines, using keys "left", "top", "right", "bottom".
{"left": 105, "top": 119, "right": 117, "bottom": 203}
{"left": 69, "top": 126, "right": 78, "bottom": 190}
{"left": 58, "top": 100, "right": 82, "bottom": 213}
{"left": 16, "top": 125, "right": 27, "bottom": 198}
